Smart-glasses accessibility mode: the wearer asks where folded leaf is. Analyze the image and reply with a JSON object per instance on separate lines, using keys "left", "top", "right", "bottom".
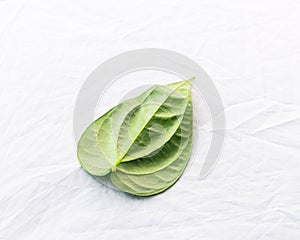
{"left": 77, "top": 78, "right": 194, "bottom": 196}
{"left": 78, "top": 87, "right": 155, "bottom": 175}
{"left": 110, "top": 99, "right": 193, "bottom": 196}
{"left": 116, "top": 80, "right": 191, "bottom": 163}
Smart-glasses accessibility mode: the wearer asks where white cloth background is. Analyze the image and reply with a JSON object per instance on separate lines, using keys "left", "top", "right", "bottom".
{"left": 0, "top": 0, "right": 300, "bottom": 239}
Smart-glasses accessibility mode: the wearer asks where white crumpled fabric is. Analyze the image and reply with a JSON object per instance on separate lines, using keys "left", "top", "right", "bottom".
{"left": 0, "top": 0, "right": 300, "bottom": 239}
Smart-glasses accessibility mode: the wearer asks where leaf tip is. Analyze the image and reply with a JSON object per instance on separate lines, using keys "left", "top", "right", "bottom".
{"left": 186, "top": 76, "right": 195, "bottom": 83}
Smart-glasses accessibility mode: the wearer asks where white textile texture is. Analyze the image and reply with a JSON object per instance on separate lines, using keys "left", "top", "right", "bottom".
{"left": 0, "top": 0, "right": 300, "bottom": 239}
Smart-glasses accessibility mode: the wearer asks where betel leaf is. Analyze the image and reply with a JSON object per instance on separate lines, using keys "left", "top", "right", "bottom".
{"left": 77, "top": 78, "right": 194, "bottom": 196}
{"left": 116, "top": 80, "right": 191, "bottom": 163}
{"left": 111, "top": 100, "right": 193, "bottom": 196}
{"left": 77, "top": 87, "right": 155, "bottom": 176}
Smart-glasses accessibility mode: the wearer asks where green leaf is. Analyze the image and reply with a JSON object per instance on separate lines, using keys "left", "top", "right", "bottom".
{"left": 77, "top": 87, "right": 155, "bottom": 176}
{"left": 110, "top": 100, "right": 193, "bottom": 196}
{"left": 77, "top": 78, "right": 194, "bottom": 196}
{"left": 77, "top": 108, "right": 115, "bottom": 176}
{"left": 116, "top": 80, "right": 191, "bottom": 163}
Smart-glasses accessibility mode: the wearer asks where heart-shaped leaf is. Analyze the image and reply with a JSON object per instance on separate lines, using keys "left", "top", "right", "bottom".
{"left": 77, "top": 78, "right": 194, "bottom": 196}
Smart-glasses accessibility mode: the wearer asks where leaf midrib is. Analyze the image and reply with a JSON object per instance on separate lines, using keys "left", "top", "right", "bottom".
{"left": 117, "top": 101, "right": 192, "bottom": 175}
{"left": 115, "top": 80, "right": 191, "bottom": 166}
